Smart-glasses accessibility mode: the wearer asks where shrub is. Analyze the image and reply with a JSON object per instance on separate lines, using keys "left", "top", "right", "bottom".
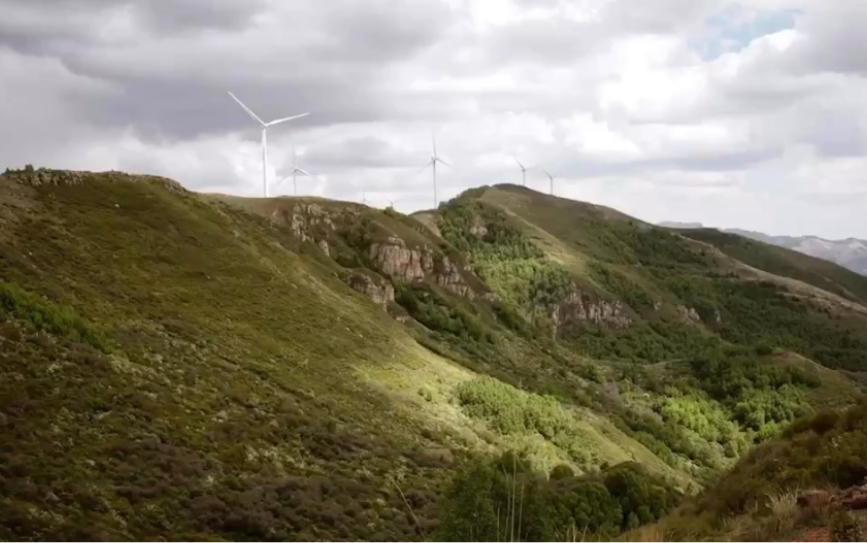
{"left": 830, "top": 510, "right": 863, "bottom": 542}
{"left": 437, "top": 454, "right": 679, "bottom": 541}
{"left": 0, "top": 280, "right": 107, "bottom": 351}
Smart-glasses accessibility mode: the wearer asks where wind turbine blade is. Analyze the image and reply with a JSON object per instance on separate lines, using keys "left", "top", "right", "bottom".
{"left": 228, "top": 91, "right": 265, "bottom": 126}
{"left": 296, "top": 168, "right": 312, "bottom": 176}
{"left": 266, "top": 112, "right": 310, "bottom": 127}
{"left": 436, "top": 158, "right": 452, "bottom": 168}
{"left": 513, "top": 156, "right": 524, "bottom": 169}
{"left": 432, "top": 132, "right": 437, "bottom": 157}
{"left": 415, "top": 161, "right": 433, "bottom": 176}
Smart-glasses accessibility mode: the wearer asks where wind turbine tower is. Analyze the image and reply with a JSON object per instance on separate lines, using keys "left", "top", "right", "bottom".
{"left": 277, "top": 145, "right": 312, "bottom": 196}
{"left": 418, "top": 133, "right": 451, "bottom": 208}
{"left": 514, "top": 157, "right": 528, "bottom": 186}
{"left": 543, "top": 170, "right": 555, "bottom": 195}
{"left": 228, "top": 91, "right": 309, "bottom": 198}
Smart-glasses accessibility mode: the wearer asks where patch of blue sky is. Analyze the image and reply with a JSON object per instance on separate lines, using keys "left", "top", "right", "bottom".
{"left": 690, "top": 4, "right": 800, "bottom": 61}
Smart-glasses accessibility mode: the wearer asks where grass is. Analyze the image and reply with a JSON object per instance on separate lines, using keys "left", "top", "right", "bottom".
{"left": 3, "top": 170, "right": 867, "bottom": 541}
{"left": 0, "top": 171, "right": 472, "bottom": 540}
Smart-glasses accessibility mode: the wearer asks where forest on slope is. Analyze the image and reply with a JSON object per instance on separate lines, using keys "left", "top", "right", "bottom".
{"left": 1, "top": 168, "right": 866, "bottom": 540}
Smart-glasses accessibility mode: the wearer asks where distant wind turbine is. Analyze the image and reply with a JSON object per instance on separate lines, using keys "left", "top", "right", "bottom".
{"left": 417, "top": 132, "right": 451, "bottom": 208}
{"left": 277, "top": 145, "right": 312, "bottom": 196}
{"left": 514, "top": 157, "right": 529, "bottom": 186}
{"left": 227, "top": 91, "right": 309, "bottom": 198}
{"left": 543, "top": 169, "right": 555, "bottom": 195}
{"left": 361, "top": 191, "right": 372, "bottom": 207}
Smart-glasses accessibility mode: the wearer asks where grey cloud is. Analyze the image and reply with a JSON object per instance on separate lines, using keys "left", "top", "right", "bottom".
{"left": 785, "top": 2, "right": 867, "bottom": 75}
{"left": 484, "top": 19, "right": 604, "bottom": 66}
{"left": 0, "top": 0, "right": 454, "bottom": 142}
{"left": 602, "top": 0, "right": 720, "bottom": 34}
{"left": 299, "top": 136, "right": 422, "bottom": 172}
{"left": 135, "top": 0, "right": 268, "bottom": 34}
{"left": 312, "top": 0, "right": 453, "bottom": 62}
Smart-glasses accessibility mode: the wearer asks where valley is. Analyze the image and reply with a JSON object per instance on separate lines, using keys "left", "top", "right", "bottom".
{"left": 2, "top": 168, "right": 866, "bottom": 541}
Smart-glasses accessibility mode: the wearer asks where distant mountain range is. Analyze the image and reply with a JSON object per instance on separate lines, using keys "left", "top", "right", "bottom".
{"left": 660, "top": 222, "right": 867, "bottom": 276}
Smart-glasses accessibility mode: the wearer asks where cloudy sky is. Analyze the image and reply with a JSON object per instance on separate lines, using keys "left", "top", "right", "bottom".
{"left": 1, "top": 0, "right": 865, "bottom": 238}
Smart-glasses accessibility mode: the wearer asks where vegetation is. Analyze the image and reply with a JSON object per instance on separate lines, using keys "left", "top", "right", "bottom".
{"left": 0, "top": 280, "right": 108, "bottom": 351}
{"left": 437, "top": 451, "right": 679, "bottom": 541}
{"left": 455, "top": 377, "right": 596, "bottom": 468}
{"left": 2, "top": 172, "right": 867, "bottom": 540}
{"left": 662, "top": 399, "right": 867, "bottom": 541}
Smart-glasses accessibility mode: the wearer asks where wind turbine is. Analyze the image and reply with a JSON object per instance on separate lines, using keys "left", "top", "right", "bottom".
{"left": 417, "top": 132, "right": 451, "bottom": 208}
{"left": 543, "top": 169, "right": 555, "bottom": 195}
{"left": 277, "top": 145, "right": 312, "bottom": 196}
{"left": 513, "top": 157, "right": 529, "bottom": 186}
{"left": 227, "top": 91, "right": 309, "bottom": 198}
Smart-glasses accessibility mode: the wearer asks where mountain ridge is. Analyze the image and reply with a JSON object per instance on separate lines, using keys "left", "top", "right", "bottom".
{"left": 661, "top": 221, "right": 867, "bottom": 276}
{"left": 2, "top": 168, "right": 866, "bottom": 541}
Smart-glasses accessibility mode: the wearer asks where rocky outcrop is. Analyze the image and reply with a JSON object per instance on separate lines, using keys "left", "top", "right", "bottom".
{"left": 369, "top": 236, "right": 432, "bottom": 283}
{"left": 317, "top": 239, "right": 330, "bottom": 257}
{"left": 345, "top": 272, "right": 394, "bottom": 308}
{"left": 271, "top": 203, "right": 339, "bottom": 243}
{"left": 434, "top": 256, "right": 476, "bottom": 299}
{"left": 798, "top": 478, "right": 867, "bottom": 511}
{"left": 548, "top": 288, "right": 631, "bottom": 334}
{"left": 469, "top": 220, "right": 488, "bottom": 238}
{"left": 368, "top": 237, "right": 478, "bottom": 299}
{"left": 677, "top": 305, "right": 701, "bottom": 323}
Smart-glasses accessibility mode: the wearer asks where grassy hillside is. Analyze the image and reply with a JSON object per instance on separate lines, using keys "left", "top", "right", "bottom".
{"left": 652, "top": 399, "right": 867, "bottom": 541}
{"left": 678, "top": 228, "right": 867, "bottom": 305}
{"left": 1, "top": 171, "right": 865, "bottom": 541}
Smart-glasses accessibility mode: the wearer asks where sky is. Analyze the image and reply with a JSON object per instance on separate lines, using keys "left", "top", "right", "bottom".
{"left": 1, "top": 0, "right": 865, "bottom": 239}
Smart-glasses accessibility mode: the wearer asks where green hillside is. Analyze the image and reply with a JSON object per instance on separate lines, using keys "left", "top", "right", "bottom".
{"left": 1, "top": 170, "right": 866, "bottom": 541}
{"left": 677, "top": 227, "right": 867, "bottom": 306}
{"left": 653, "top": 399, "right": 867, "bottom": 541}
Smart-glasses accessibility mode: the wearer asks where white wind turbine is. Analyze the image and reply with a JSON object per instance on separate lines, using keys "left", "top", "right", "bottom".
{"left": 227, "top": 91, "right": 309, "bottom": 198}
{"left": 543, "top": 169, "right": 555, "bottom": 195}
{"left": 417, "top": 132, "right": 451, "bottom": 208}
{"left": 513, "top": 156, "right": 529, "bottom": 186}
{"left": 277, "top": 145, "right": 312, "bottom": 196}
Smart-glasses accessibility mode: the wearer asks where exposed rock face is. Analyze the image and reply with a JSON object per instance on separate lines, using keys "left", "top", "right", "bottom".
{"left": 277, "top": 204, "right": 486, "bottom": 300}
{"left": 369, "top": 237, "right": 432, "bottom": 283}
{"left": 677, "top": 305, "right": 701, "bottom": 323}
{"left": 345, "top": 272, "right": 394, "bottom": 307}
{"left": 548, "top": 288, "right": 631, "bottom": 334}
{"left": 317, "top": 239, "right": 330, "bottom": 257}
{"left": 469, "top": 221, "right": 488, "bottom": 238}
{"left": 368, "top": 237, "right": 478, "bottom": 299}
{"left": 271, "top": 203, "right": 338, "bottom": 243}
{"left": 798, "top": 478, "right": 867, "bottom": 511}
{"left": 434, "top": 256, "right": 475, "bottom": 299}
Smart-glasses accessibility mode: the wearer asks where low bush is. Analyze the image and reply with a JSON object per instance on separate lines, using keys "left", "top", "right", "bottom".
{"left": 0, "top": 280, "right": 107, "bottom": 351}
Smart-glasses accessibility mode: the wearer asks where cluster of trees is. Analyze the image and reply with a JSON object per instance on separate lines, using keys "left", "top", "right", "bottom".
{"left": 394, "top": 283, "right": 492, "bottom": 344}
{"left": 454, "top": 377, "right": 594, "bottom": 467}
{"left": 438, "top": 200, "right": 575, "bottom": 322}
{"left": 688, "top": 348, "right": 817, "bottom": 435}
{"left": 602, "top": 223, "right": 711, "bottom": 269}
{"left": 437, "top": 452, "right": 680, "bottom": 541}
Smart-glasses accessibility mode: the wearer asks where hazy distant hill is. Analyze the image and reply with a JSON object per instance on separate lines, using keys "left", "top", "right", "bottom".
{"left": 661, "top": 222, "right": 867, "bottom": 276}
